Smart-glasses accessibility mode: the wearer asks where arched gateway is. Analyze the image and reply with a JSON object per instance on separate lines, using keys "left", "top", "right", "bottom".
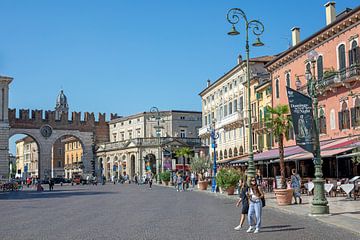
{"left": 0, "top": 76, "right": 110, "bottom": 180}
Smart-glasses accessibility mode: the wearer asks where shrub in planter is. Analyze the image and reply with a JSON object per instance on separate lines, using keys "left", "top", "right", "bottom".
{"left": 160, "top": 171, "right": 171, "bottom": 185}
{"left": 216, "top": 168, "right": 242, "bottom": 195}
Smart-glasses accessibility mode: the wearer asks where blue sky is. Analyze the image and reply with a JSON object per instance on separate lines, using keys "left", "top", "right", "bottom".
{"left": 1, "top": 0, "right": 359, "bottom": 119}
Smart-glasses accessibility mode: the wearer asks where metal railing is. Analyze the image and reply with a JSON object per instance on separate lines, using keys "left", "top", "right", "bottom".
{"left": 319, "top": 65, "right": 360, "bottom": 88}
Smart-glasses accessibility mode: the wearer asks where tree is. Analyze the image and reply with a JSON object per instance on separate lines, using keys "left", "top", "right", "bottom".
{"left": 189, "top": 156, "right": 212, "bottom": 180}
{"left": 265, "top": 104, "right": 293, "bottom": 189}
{"left": 175, "top": 147, "right": 193, "bottom": 173}
{"left": 351, "top": 148, "right": 360, "bottom": 165}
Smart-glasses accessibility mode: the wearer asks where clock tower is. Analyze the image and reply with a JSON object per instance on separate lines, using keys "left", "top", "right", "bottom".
{"left": 55, "top": 90, "right": 69, "bottom": 120}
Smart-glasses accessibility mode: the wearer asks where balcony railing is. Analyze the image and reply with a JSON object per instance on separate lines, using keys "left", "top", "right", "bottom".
{"left": 319, "top": 65, "right": 360, "bottom": 89}
{"left": 198, "top": 124, "right": 210, "bottom": 136}
{"left": 217, "top": 111, "right": 244, "bottom": 129}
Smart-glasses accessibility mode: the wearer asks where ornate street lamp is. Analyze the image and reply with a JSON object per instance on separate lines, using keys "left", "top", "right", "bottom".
{"left": 305, "top": 50, "right": 329, "bottom": 215}
{"left": 227, "top": 8, "right": 265, "bottom": 182}
{"left": 150, "top": 107, "right": 163, "bottom": 184}
{"left": 208, "top": 119, "right": 219, "bottom": 192}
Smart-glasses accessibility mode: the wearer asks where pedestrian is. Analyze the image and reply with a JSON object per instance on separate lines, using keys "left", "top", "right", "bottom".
{"left": 291, "top": 169, "right": 302, "bottom": 204}
{"left": 235, "top": 178, "right": 249, "bottom": 230}
{"left": 191, "top": 172, "right": 196, "bottom": 188}
{"left": 149, "top": 175, "right": 153, "bottom": 189}
{"left": 246, "top": 177, "right": 265, "bottom": 234}
{"left": 177, "top": 173, "right": 183, "bottom": 192}
{"left": 135, "top": 174, "right": 139, "bottom": 185}
{"left": 185, "top": 174, "right": 190, "bottom": 190}
{"left": 255, "top": 169, "right": 263, "bottom": 187}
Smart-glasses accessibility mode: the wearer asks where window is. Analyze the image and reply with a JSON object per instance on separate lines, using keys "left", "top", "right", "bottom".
{"left": 306, "top": 62, "right": 311, "bottom": 74}
{"left": 286, "top": 73, "right": 290, "bottom": 87}
{"left": 180, "top": 129, "right": 186, "bottom": 138}
{"left": 224, "top": 104, "right": 228, "bottom": 117}
{"left": 128, "top": 130, "right": 133, "bottom": 139}
{"left": 58, "top": 148, "right": 62, "bottom": 155}
{"left": 137, "top": 129, "right": 141, "bottom": 137}
{"left": 330, "top": 109, "right": 336, "bottom": 130}
{"left": 113, "top": 133, "right": 117, "bottom": 142}
{"left": 204, "top": 116, "right": 208, "bottom": 125}
{"left": 317, "top": 55, "right": 324, "bottom": 80}
{"left": 129, "top": 120, "right": 132, "bottom": 124}
{"left": 233, "top": 99, "right": 238, "bottom": 112}
{"left": 339, "top": 102, "right": 350, "bottom": 130}
{"left": 120, "top": 132, "right": 125, "bottom": 141}
{"left": 287, "top": 124, "right": 294, "bottom": 140}
{"left": 319, "top": 108, "right": 327, "bottom": 134}
{"left": 180, "top": 116, "right": 185, "bottom": 120}
{"left": 338, "top": 44, "right": 346, "bottom": 71}
{"left": 351, "top": 97, "right": 360, "bottom": 127}
{"left": 349, "top": 41, "right": 359, "bottom": 66}
{"left": 229, "top": 83, "right": 232, "bottom": 90}
{"left": 229, "top": 102, "right": 233, "bottom": 115}
{"left": 275, "top": 79, "right": 279, "bottom": 98}
{"left": 239, "top": 96, "right": 243, "bottom": 111}
{"left": 58, "top": 161, "right": 61, "bottom": 168}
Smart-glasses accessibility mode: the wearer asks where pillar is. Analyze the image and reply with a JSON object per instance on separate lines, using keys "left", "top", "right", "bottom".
{"left": 0, "top": 76, "right": 12, "bottom": 180}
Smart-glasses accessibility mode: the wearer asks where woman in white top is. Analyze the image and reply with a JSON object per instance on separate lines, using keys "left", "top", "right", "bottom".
{"left": 246, "top": 177, "right": 265, "bottom": 234}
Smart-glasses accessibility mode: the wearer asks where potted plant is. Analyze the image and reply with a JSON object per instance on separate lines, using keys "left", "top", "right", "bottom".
{"left": 216, "top": 168, "right": 242, "bottom": 195}
{"left": 189, "top": 156, "right": 212, "bottom": 190}
{"left": 265, "top": 105, "right": 294, "bottom": 205}
{"left": 160, "top": 171, "right": 171, "bottom": 186}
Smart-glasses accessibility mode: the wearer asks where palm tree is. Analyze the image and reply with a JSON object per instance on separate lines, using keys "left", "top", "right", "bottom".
{"left": 265, "top": 104, "right": 293, "bottom": 189}
{"left": 175, "top": 147, "right": 193, "bottom": 173}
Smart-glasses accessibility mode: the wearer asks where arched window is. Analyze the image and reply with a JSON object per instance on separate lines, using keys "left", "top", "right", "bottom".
{"left": 224, "top": 149, "right": 228, "bottom": 159}
{"left": 319, "top": 108, "right": 327, "bottom": 134}
{"left": 229, "top": 102, "right": 233, "bottom": 115}
{"left": 234, "top": 147, "right": 238, "bottom": 156}
{"left": 306, "top": 62, "right": 311, "bottom": 74}
{"left": 338, "top": 44, "right": 346, "bottom": 71}
{"left": 330, "top": 109, "right": 336, "bottom": 130}
{"left": 239, "top": 146, "right": 244, "bottom": 155}
{"left": 351, "top": 97, "right": 360, "bottom": 127}
{"left": 286, "top": 73, "right": 290, "bottom": 87}
{"left": 229, "top": 148, "right": 233, "bottom": 158}
{"left": 349, "top": 41, "right": 359, "bottom": 66}
{"left": 317, "top": 55, "right": 324, "bottom": 80}
{"left": 219, "top": 151, "right": 223, "bottom": 160}
{"left": 275, "top": 79, "right": 279, "bottom": 98}
{"left": 339, "top": 102, "right": 350, "bottom": 130}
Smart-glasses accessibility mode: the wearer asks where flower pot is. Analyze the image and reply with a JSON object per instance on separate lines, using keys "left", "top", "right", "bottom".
{"left": 198, "top": 180, "right": 208, "bottom": 190}
{"left": 226, "top": 186, "right": 235, "bottom": 195}
{"left": 274, "top": 188, "right": 294, "bottom": 205}
{"left": 163, "top": 181, "right": 169, "bottom": 186}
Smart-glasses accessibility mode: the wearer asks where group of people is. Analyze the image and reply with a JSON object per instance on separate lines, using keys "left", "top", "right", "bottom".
{"left": 234, "top": 169, "right": 302, "bottom": 234}
{"left": 172, "top": 172, "right": 197, "bottom": 192}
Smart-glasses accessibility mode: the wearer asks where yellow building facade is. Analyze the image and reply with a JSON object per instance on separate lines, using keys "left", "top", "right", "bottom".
{"left": 63, "top": 137, "right": 83, "bottom": 179}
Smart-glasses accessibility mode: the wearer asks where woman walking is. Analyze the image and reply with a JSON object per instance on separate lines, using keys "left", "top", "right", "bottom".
{"left": 234, "top": 178, "right": 249, "bottom": 230}
{"left": 291, "top": 169, "right": 302, "bottom": 204}
{"left": 246, "top": 177, "right": 264, "bottom": 234}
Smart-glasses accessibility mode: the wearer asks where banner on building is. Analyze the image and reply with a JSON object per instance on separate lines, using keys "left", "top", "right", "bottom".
{"left": 286, "top": 87, "right": 315, "bottom": 153}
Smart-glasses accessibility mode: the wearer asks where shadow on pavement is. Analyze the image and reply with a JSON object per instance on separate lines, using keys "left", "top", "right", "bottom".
{"left": 261, "top": 227, "right": 305, "bottom": 233}
{"left": 262, "top": 225, "right": 291, "bottom": 229}
{"left": 331, "top": 211, "right": 360, "bottom": 216}
{"left": 0, "top": 190, "right": 116, "bottom": 200}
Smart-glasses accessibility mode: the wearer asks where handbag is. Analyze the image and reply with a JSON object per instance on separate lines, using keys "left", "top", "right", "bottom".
{"left": 261, "top": 197, "right": 266, "bottom": 207}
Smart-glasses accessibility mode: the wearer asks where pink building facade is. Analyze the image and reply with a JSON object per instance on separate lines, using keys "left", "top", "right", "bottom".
{"left": 266, "top": 3, "right": 360, "bottom": 148}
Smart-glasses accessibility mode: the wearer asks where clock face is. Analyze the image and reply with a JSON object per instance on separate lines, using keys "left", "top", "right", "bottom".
{"left": 40, "top": 125, "right": 53, "bottom": 138}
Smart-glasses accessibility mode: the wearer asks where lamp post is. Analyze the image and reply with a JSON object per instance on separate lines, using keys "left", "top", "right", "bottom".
{"left": 208, "top": 120, "right": 219, "bottom": 192}
{"left": 227, "top": 8, "right": 265, "bottom": 182}
{"left": 305, "top": 50, "right": 329, "bottom": 215}
{"left": 150, "top": 107, "right": 162, "bottom": 184}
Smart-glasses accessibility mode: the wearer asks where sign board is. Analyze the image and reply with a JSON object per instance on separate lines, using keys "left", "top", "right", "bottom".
{"left": 286, "top": 87, "right": 315, "bottom": 153}
{"left": 24, "top": 165, "right": 28, "bottom": 173}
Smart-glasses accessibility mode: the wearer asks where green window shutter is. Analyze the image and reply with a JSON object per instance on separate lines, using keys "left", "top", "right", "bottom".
{"left": 338, "top": 112, "right": 343, "bottom": 130}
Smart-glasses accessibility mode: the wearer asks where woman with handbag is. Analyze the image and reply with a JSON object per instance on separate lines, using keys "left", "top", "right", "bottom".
{"left": 246, "top": 177, "right": 265, "bottom": 234}
{"left": 234, "top": 178, "right": 249, "bottom": 230}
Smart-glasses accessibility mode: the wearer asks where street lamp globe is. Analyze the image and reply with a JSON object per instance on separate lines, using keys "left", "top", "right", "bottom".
{"left": 228, "top": 25, "right": 240, "bottom": 36}
{"left": 252, "top": 37, "right": 264, "bottom": 47}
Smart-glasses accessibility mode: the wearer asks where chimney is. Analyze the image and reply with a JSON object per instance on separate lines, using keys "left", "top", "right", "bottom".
{"left": 325, "top": 1, "right": 336, "bottom": 25}
{"left": 207, "top": 79, "right": 211, "bottom": 87}
{"left": 237, "top": 54, "right": 243, "bottom": 64}
{"left": 291, "top": 27, "right": 300, "bottom": 47}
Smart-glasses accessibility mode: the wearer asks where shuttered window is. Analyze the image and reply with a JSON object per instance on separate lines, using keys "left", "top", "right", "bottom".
{"left": 317, "top": 56, "right": 324, "bottom": 80}
{"left": 319, "top": 108, "right": 327, "bottom": 134}
{"left": 338, "top": 44, "right": 346, "bottom": 70}
{"left": 275, "top": 79, "right": 280, "bottom": 98}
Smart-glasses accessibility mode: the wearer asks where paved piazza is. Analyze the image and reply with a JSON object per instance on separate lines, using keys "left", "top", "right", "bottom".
{"left": 0, "top": 184, "right": 358, "bottom": 240}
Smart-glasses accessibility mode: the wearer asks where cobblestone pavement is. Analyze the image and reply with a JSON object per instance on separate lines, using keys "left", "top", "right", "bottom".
{"left": 0, "top": 184, "right": 359, "bottom": 240}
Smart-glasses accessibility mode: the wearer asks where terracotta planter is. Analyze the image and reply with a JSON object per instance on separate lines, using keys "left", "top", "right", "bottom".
{"left": 274, "top": 188, "right": 294, "bottom": 205}
{"left": 198, "top": 181, "right": 208, "bottom": 190}
{"left": 162, "top": 181, "right": 169, "bottom": 186}
{"left": 226, "top": 186, "right": 235, "bottom": 195}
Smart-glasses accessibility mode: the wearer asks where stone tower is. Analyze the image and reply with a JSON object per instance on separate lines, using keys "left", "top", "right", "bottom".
{"left": 55, "top": 90, "right": 69, "bottom": 120}
{"left": 0, "top": 76, "right": 13, "bottom": 179}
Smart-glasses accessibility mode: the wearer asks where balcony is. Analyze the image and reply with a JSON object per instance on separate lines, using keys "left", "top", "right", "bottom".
{"left": 319, "top": 65, "right": 360, "bottom": 90}
{"left": 198, "top": 125, "right": 210, "bottom": 137}
{"left": 217, "top": 111, "right": 244, "bottom": 129}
